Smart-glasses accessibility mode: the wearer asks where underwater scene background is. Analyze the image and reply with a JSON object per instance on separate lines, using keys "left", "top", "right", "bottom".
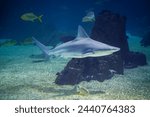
{"left": 0, "top": 0, "right": 150, "bottom": 99}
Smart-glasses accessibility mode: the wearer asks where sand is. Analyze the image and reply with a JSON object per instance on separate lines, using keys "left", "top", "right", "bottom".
{"left": 0, "top": 35, "right": 150, "bottom": 100}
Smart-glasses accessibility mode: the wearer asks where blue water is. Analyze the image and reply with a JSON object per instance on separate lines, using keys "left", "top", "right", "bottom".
{"left": 0, "top": 0, "right": 150, "bottom": 42}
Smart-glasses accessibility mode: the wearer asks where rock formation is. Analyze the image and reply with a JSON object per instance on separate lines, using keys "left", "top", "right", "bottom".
{"left": 55, "top": 10, "right": 147, "bottom": 85}
{"left": 140, "top": 31, "right": 150, "bottom": 47}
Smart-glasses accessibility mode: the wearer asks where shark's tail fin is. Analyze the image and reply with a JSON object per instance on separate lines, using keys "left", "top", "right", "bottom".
{"left": 32, "top": 37, "right": 49, "bottom": 58}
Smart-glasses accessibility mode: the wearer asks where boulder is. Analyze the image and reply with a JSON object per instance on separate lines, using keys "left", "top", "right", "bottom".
{"left": 124, "top": 51, "right": 147, "bottom": 69}
{"left": 55, "top": 54, "right": 122, "bottom": 85}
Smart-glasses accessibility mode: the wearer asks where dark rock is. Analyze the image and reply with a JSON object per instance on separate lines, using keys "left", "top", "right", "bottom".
{"left": 99, "top": 53, "right": 123, "bottom": 74}
{"left": 124, "top": 51, "right": 147, "bottom": 68}
{"left": 55, "top": 10, "right": 147, "bottom": 85}
{"left": 140, "top": 31, "right": 150, "bottom": 47}
{"left": 55, "top": 54, "right": 122, "bottom": 85}
{"left": 91, "top": 10, "right": 129, "bottom": 60}
{"left": 124, "top": 63, "right": 137, "bottom": 69}
{"left": 90, "top": 10, "right": 147, "bottom": 68}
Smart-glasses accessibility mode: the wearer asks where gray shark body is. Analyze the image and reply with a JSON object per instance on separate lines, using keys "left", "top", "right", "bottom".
{"left": 33, "top": 25, "right": 120, "bottom": 58}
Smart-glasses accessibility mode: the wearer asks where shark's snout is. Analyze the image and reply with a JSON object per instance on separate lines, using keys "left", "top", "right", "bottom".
{"left": 110, "top": 46, "right": 120, "bottom": 52}
{"left": 114, "top": 47, "right": 120, "bottom": 51}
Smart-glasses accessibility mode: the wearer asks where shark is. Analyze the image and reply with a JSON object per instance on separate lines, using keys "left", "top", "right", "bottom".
{"left": 32, "top": 25, "right": 120, "bottom": 59}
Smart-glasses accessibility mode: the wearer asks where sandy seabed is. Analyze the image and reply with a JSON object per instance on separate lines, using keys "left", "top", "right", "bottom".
{"left": 0, "top": 36, "right": 150, "bottom": 100}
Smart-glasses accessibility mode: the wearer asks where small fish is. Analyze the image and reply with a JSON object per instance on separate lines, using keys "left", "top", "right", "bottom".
{"left": 20, "top": 12, "right": 43, "bottom": 23}
{"left": 76, "top": 85, "right": 89, "bottom": 96}
{"left": 82, "top": 11, "right": 95, "bottom": 22}
{"left": 0, "top": 39, "right": 17, "bottom": 46}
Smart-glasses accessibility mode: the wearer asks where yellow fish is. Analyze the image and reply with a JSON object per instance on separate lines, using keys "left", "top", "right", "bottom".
{"left": 20, "top": 12, "right": 43, "bottom": 23}
{"left": 82, "top": 11, "right": 95, "bottom": 22}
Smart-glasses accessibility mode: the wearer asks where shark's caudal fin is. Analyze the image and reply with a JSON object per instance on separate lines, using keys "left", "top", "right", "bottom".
{"left": 32, "top": 37, "right": 49, "bottom": 58}
{"left": 77, "top": 25, "right": 89, "bottom": 38}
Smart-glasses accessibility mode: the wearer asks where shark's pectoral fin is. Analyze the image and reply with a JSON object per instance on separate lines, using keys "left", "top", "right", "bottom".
{"left": 82, "top": 48, "right": 95, "bottom": 54}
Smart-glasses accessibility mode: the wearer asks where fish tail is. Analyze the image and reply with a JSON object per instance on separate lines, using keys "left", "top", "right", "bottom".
{"left": 37, "top": 15, "right": 43, "bottom": 23}
{"left": 32, "top": 37, "right": 50, "bottom": 58}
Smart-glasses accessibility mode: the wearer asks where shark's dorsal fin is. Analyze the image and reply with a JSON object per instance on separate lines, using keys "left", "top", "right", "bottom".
{"left": 77, "top": 25, "right": 89, "bottom": 39}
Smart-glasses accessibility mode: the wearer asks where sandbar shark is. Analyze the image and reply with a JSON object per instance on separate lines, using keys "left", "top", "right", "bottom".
{"left": 33, "top": 25, "right": 120, "bottom": 59}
